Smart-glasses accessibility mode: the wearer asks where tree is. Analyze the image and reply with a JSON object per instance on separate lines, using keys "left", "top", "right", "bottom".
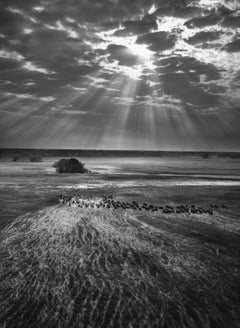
{"left": 202, "top": 153, "right": 210, "bottom": 159}
{"left": 29, "top": 155, "right": 42, "bottom": 162}
{"left": 53, "top": 158, "right": 87, "bottom": 173}
{"left": 12, "top": 156, "right": 20, "bottom": 162}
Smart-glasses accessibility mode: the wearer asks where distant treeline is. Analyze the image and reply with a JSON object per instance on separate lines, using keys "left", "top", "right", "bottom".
{"left": 0, "top": 148, "right": 240, "bottom": 159}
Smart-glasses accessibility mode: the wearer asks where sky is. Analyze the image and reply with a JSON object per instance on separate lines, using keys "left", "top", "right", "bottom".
{"left": 0, "top": 0, "right": 240, "bottom": 151}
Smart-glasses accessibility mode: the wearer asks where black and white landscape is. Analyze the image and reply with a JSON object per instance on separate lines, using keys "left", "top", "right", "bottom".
{"left": 0, "top": 0, "right": 240, "bottom": 327}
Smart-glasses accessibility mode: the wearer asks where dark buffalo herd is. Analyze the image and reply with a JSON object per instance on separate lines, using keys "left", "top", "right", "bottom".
{"left": 57, "top": 194, "right": 227, "bottom": 215}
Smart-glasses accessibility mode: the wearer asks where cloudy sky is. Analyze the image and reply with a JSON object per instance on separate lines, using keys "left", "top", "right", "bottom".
{"left": 0, "top": 0, "right": 240, "bottom": 150}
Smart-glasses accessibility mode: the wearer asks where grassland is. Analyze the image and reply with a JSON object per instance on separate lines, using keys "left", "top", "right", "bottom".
{"left": 0, "top": 157, "right": 240, "bottom": 328}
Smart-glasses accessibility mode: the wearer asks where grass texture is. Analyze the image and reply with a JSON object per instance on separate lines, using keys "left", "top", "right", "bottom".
{"left": 0, "top": 206, "right": 240, "bottom": 328}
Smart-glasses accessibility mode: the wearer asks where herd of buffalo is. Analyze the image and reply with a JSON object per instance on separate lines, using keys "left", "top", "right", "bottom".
{"left": 57, "top": 194, "right": 228, "bottom": 215}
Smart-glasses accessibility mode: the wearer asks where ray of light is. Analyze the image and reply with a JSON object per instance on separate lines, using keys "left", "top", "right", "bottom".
{"left": 99, "top": 75, "right": 140, "bottom": 149}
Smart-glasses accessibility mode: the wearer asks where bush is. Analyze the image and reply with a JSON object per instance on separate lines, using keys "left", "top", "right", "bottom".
{"left": 12, "top": 156, "right": 20, "bottom": 162}
{"left": 202, "top": 153, "right": 210, "bottom": 159}
{"left": 230, "top": 153, "right": 240, "bottom": 159}
{"left": 53, "top": 158, "right": 87, "bottom": 173}
{"left": 29, "top": 156, "right": 42, "bottom": 162}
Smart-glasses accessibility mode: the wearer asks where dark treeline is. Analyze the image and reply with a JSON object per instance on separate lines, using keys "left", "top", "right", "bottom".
{"left": 0, "top": 148, "right": 240, "bottom": 158}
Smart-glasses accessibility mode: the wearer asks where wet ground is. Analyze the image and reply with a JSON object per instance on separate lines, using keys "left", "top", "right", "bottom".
{"left": 0, "top": 156, "right": 240, "bottom": 230}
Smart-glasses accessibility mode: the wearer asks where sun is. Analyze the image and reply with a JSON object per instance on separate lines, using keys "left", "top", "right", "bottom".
{"left": 96, "top": 30, "right": 156, "bottom": 78}
{"left": 127, "top": 43, "right": 154, "bottom": 64}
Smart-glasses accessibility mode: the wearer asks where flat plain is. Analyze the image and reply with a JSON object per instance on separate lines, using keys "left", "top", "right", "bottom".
{"left": 0, "top": 156, "right": 240, "bottom": 328}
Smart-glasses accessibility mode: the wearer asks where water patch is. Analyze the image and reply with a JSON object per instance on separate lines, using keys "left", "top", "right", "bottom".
{"left": 55, "top": 179, "right": 240, "bottom": 190}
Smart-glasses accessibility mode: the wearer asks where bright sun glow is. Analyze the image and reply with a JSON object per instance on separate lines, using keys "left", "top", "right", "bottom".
{"left": 127, "top": 43, "right": 153, "bottom": 63}
{"left": 96, "top": 30, "right": 155, "bottom": 79}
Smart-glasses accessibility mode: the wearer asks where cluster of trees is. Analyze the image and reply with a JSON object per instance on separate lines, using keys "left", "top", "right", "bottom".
{"left": 12, "top": 155, "right": 42, "bottom": 162}
{"left": 12, "top": 156, "right": 21, "bottom": 162}
{"left": 53, "top": 158, "right": 88, "bottom": 173}
{"left": 29, "top": 156, "right": 42, "bottom": 162}
{"left": 11, "top": 156, "right": 88, "bottom": 173}
{"left": 202, "top": 153, "right": 210, "bottom": 159}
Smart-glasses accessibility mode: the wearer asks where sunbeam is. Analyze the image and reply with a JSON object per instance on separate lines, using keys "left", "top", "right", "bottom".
{"left": 0, "top": 0, "right": 239, "bottom": 150}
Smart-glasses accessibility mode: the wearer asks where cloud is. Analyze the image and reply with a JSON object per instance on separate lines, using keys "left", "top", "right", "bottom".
{"left": 114, "top": 14, "right": 158, "bottom": 36}
{"left": 0, "top": 48, "right": 53, "bottom": 75}
{"left": 137, "top": 31, "right": 176, "bottom": 52}
{"left": 0, "top": 5, "right": 26, "bottom": 37}
{"left": 22, "top": 62, "right": 53, "bottom": 74}
{"left": 45, "top": 21, "right": 79, "bottom": 39}
{"left": 17, "top": 28, "right": 81, "bottom": 59}
{"left": 185, "top": 31, "right": 222, "bottom": 45}
{"left": 156, "top": 56, "right": 221, "bottom": 81}
{"left": 160, "top": 72, "right": 220, "bottom": 108}
{"left": 222, "top": 39, "right": 240, "bottom": 52}
{"left": 221, "top": 15, "right": 240, "bottom": 28}
{"left": 0, "top": 49, "right": 24, "bottom": 61}
{"left": 155, "top": 56, "right": 222, "bottom": 108}
{"left": 4, "top": 25, "right": 100, "bottom": 82}
{"left": 153, "top": 1, "right": 204, "bottom": 18}
{"left": 0, "top": 58, "right": 22, "bottom": 73}
{"left": 31, "top": 0, "right": 154, "bottom": 26}
{"left": 0, "top": 0, "right": 240, "bottom": 150}
{"left": 107, "top": 44, "right": 139, "bottom": 66}
{"left": 184, "top": 14, "right": 221, "bottom": 28}
{"left": 172, "top": 6, "right": 205, "bottom": 18}
{"left": 2, "top": 91, "right": 55, "bottom": 102}
{"left": 134, "top": 79, "right": 153, "bottom": 98}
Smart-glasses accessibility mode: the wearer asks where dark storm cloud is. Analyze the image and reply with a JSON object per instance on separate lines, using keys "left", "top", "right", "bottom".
{"left": 221, "top": 15, "right": 240, "bottom": 28}
{"left": 19, "top": 29, "right": 75, "bottom": 58}
{"left": 160, "top": 72, "right": 220, "bottom": 108}
{"left": 153, "top": 0, "right": 205, "bottom": 18}
{"left": 114, "top": 14, "right": 158, "bottom": 36}
{"left": 31, "top": 0, "right": 156, "bottom": 25}
{"left": 0, "top": 0, "right": 39, "bottom": 11}
{"left": 124, "top": 15, "right": 157, "bottom": 34}
{"left": 156, "top": 56, "right": 221, "bottom": 81}
{"left": 0, "top": 0, "right": 147, "bottom": 92}
{"left": 135, "top": 79, "right": 153, "bottom": 98}
{"left": 206, "top": 83, "right": 226, "bottom": 94}
{"left": 0, "top": 57, "right": 22, "bottom": 72}
{"left": 222, "top": 39, "right": 240, "bottom": 52}
{"left": 137, "top": 31, "right": 176, "bottom": 52}
{"left": 155, "top": 56, "right": 221, "bottom": 108}
{"left": 184, "top": 5, "right": 240, "bottom": 30}
{"left": 0, "top": 70, "right": 60, "bottom": 97}
{"left": 171, "top": 6, "right": 205, "bottom": 18}
{"left": 107, "top": 44, "right": 139, "bottom": 66}
{"left": 3, "top": 25, "right": 101, "bottom": 88}
{"left": 0, "top": 0, "right": 240, "bottom": 150}
{"left": 0, "top": 5, "right": 26, "bottom": 38}
{"left": 184, "top": 14, "right": 222, "bottom": 29}
{"left": 185, "top": 31, "right": 222, "bottom": 45}
{"left": 13, "top": 27, "right": 96, "bottom": 61}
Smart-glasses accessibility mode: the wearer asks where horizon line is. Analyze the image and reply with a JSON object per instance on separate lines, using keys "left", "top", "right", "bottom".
{"left": 1, "top": 147, "right": 240, "bottom": 154}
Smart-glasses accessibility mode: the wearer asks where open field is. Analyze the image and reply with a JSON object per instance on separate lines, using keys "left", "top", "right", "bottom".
{"left": 0, "top": 157, "right": 240, "bottom": 327}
